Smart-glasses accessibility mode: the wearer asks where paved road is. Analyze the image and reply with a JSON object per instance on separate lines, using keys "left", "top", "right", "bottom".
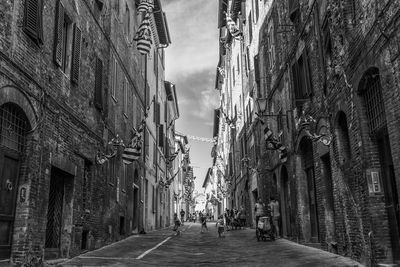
{"left": 61, "top": 222, "right": 363, "bottom": 267}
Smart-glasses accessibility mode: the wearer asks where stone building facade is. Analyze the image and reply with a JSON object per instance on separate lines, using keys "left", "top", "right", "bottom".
{"left": 0, "top": 0, "right": 174, "bottom": 265}
{"left": 215, "top": 0, "right": 400, "bottom": 265}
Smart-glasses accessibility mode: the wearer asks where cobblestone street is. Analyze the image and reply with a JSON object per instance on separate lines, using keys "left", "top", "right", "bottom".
{"left": 61, "top": 222, "right": 362, "bottom": 267}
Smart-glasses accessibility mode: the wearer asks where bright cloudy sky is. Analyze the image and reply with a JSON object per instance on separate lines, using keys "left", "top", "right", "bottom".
{"left": 161, "top": 0, "right": 220, "bottom": 192}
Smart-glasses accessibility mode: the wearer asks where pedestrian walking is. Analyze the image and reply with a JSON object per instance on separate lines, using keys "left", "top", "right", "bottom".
{"left": 173, "top": 213, "right": 181, "bottom": 236}
{"left": 200, "top": 214, "right": 208, "bottom": 233}
{"left": 269, "top": 197, "right": 280, "bottom": 238}
{"left": 180, "top": 209, "right": 185, "bottom": 225}
{"left": 216, "top": 215, "right": 225, "bottom": 238}
{"left": 254, "top": 198, "right": 266, "bottom": 227}
{"left": 239, "top": 206, "right": 246, "bottom": 229}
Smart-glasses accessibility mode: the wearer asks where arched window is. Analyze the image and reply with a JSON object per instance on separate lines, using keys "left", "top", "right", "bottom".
{"left": 359, "top": 68, "right": 386, "bottom": 134}
{"left": 0, "top": 103, "right": 30, "bottom": 153}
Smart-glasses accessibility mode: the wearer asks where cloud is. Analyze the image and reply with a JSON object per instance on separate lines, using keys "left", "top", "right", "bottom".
{"left": 162, "top": 0, "right": 219, "bottom": 78}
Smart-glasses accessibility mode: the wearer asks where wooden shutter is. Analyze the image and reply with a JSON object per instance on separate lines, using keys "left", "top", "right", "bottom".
{"left": 302, "top": 49, "right": 313, "bottom": 96}
{"left": 254, "top": 54, "right": 260, "bottom": 84}
{"left": 23, "top": 0, "right": 43, "bottom": 44}
{"left": 54, "top": 1, "right": 64, "bottom": 66}
{"left": 155, "top": 102, "right": 160, "bottom": 125}
{"left": 158, "top": 124, "right": 164, "bottom": 148}
{"left": 94, "top": 57, "right": 103, "bottom": 110}
{"left": 71, "top": 24, "right": 82, "bottom": 84}
{"left": 164, "top": 102, "right": 168, "bottom": 123}
{"left": 292, "top": 62, "right": 300, "bottom": 99}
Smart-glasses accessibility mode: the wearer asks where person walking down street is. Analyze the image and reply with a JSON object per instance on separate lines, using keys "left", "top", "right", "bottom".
{"left": 239, "top": 206, "right": 246, "bottom": 229}
{"left": 180, "top": 209, "right": 185, "bottom": 225}
{"left": 216, "top": 215, "right": 225, "bottom": 238}
{"left": 224, "top": 209, "right": 231, "bottom": 231}
{"left": 269, "top": 197, "right": 280, "bottom": 238}
{"left": 200, "top": 214, "right": 208, "bottom": 233}
{"left": 173, "top": 213, "right": 181, "bottom": 236}
{"left": 254, "top": 198, "right": 265, "bottom": 227}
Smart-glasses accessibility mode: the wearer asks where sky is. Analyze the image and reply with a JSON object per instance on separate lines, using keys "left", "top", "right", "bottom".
{"left": 161, "top": 0, "right": 220, "bottom": 192}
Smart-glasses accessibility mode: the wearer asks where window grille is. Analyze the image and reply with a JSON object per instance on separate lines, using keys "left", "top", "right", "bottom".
{"left": 0, "top": 104, "right": 29, "bottom": 153}
{"left": 362, "top": 75, "right": 386, "bottom": 134}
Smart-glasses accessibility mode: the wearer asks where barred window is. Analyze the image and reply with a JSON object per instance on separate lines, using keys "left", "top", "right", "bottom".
{"left": 360, "top": 70, "right": 386, "bottom": 134}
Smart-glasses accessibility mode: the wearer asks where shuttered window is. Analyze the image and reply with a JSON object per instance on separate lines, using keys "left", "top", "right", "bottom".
{"left": 154, "top": 102, "right": 160, "bottom": 125}
{"left": 254, "top": 54, "right": 260, "bottom": 91}
{"left": 54, "top": 1, "right": 65, "bottom": 67}
{"left": 94, "top": 57, "right": 104, "bottom": 110}
{"left": 71, "top": 24, "right": 82, "bottom": 84}
{"left": 158, "top": 124, "right": 164, "bottom": 148}
{"left": 145, "top": 129, "right": 149, "bottom": 157}
{"left": 23, "top": 0, "right": 43, "bottom": 44}
{"left": 123, "top": 77, "right": 128, "bottom": 116}
{"left": 292, "top": 49, "right": 312, "bottom": 106}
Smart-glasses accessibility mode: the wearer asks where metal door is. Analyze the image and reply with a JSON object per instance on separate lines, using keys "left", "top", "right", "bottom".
{"left": 0, "top": 151, "right": 20, "bottom": 260}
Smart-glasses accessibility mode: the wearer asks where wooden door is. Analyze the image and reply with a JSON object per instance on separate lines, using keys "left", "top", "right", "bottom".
{"left": 45, "top": 168, "right": 65, "bottom": 259}
{"left": 377, "top": 133, "right": 400, "bottom": 262}
{"left": 0, "top": 151, "right": 20, "bottom": 260}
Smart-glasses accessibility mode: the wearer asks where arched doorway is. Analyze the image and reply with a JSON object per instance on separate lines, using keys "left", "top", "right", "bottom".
{"left": 281, "top": 165, "right": 292, "bottom": 237}
{"left": 358, "top": 67, "right": 400, "bottom": 261}
{"left": 0, "top": 103, "right": 31, "bottom": 259}
{"left": 299, "top": 137, "right": 319, "bottom": 242}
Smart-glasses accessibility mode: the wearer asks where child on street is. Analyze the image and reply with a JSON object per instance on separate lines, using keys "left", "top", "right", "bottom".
{"left": 216, "top": 215, "right": 225, "bottom": 238}
{"left": 173, "top": 213, "right": 181, "bottom": 236}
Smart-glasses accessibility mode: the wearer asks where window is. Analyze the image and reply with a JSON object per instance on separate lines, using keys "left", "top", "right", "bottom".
{"left": 111, "top": 56, "right": 117, "bottom": 101}
{"left": 23, "top": 0, "right": 43, "bottom": 44}
{"left": 54, "top": 2, "right": 71, "bottom": 72}
{"left": 124, "top": 3, "right": 130, "bottom": 38}
{"left": 267, "top": 22, "right": 275, "bottom": 69}
{"left": 255, "top": 0, "right": 259, "bottom": 22}
{"left": 154, "top": 50, "right": 158, "bottom": 76}
{"left": 153, "top": 141, "right": 157, "bottom": 167}
{"left": 154, "top": 102, "right": 160, "bottom": 125}
{"left": 248, "top": 12, "right": 253, "bottom": 42}
{"left": 361, "top": 70, "right": 386, "bottom": 134}
{"left": 292, "top": 49, "right": 312, "bottom": 109}
{"left": 123, "top": 77, "right": 128, "bottom": 117}
{"left": 145, "top": 129, "right": 149, "bottom": 157}
{"left": 158, "top": 124, "right": 164, "bottom": 148}
{"left": 94, "top": 57, "right": 104, "bottom": 110}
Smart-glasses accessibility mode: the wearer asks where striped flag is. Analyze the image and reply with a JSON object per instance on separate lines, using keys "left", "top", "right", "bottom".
{"left": 226, "top": 14, "right": 242, "bottom": 40}
{"left": 137, "top": 0, "right": 154, "bottom": 13}
{"left": 134, "top": 13, "right": 152, "bottom": 55}
{"left": 122, "top": 120, "right": 145, "bottom": 164}
{"left": 264, "top": 126, "right": 273, "bottom": 141}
